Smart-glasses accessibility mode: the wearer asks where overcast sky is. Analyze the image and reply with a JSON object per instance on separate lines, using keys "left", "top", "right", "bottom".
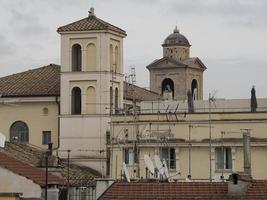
{"left": 0, "top": 0, "right": 266, "bottom": 99}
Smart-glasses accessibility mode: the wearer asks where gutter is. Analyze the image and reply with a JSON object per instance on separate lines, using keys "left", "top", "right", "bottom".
{"left": 55, "top": 96, "right": 60, "bottom": 152}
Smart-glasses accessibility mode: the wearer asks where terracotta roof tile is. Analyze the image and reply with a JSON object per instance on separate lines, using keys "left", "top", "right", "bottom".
{"left": 3, "top": 142, "right": 100, "bottom": 186}
{"left": 99, "top": 181, "right": 267, "bottom": 200}
{"left": 57, "top": 15, "right": 126, "bottom": 35}
{"left": 0, "top": 64, "right": 60, "bottom": 97}
{"left": 124, "top": 82, "right": 160, "bottom": 102}
{"left": 0, "top": 150, "right": 63, "bottom": 186}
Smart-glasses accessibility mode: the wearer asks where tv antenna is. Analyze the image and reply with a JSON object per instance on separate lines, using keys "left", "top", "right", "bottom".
{"left": 0, "top": 132, "right": 5, "bottom": 148}
{"left": 122, "top": 162, "right": 131, "bottom": 182}
{"left": 208, "top": 90, "right": 218, "bottom": 182}
{"left": 144, "top": 154, "right": 155, "bottom": 176}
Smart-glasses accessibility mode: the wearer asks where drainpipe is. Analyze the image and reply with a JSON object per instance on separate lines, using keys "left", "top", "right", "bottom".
{"left": 55, "top": 96, "right": 60, "bottom": 152}
{"left": 242, "top": 129, "right": 251, "bottom": 176}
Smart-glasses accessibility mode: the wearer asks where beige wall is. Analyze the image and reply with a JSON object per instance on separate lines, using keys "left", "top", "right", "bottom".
{"left": 0, "top": 167, "right": 42, "bottom": 198}
{"left": 0, "top": 97, "right": 58, "bottom": 148}
{"left": 59, "top": 28, "right": 125, "bottom": 174}
{"left": 149, "top": 62, "right": 204, "bottom": 101}
{"left": 110, "top": 112, "right": 267, "bottom": 180}
{"left": 149, "top": 67, "right": 187, "bottom": 100}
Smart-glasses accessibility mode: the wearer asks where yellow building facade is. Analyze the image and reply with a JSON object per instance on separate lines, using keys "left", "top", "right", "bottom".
{"left": 109, "top": 100, "right": 267, "bottom": 180}
{"left": 0, "top": 98, "right": 59, "bottom": 148}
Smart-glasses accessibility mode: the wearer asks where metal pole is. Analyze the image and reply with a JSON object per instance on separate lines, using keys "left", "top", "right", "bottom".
{"left": 188, "top": 124, "right": 192, "bottom": 176}
{"left": 67, "top": 150, "right": 71, "bottom": 185}
{"left": 209, "top": 93, "right": 212, "bottom": 182}
{"left": 67, "top": 149, "right": 71, "bottom": 198}
{"left": 45, "top": 153, "right": 48, "bottom": 200}
{"left": 221, "top": 131, "right": 225, "bottom": 180}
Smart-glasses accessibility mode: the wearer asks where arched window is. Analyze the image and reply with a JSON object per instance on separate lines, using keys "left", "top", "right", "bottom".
{"left": 110, "top": 44, "right": 113, "bottom": 71}
{"left": 86, "top": 86, "right": 96, "bottom": 114}
{"left": 162, "top": 78, "right": 174, "bottom": 98}
{"left": 191, "top": 79, "right": 198, "bottom": 100}
{"left": 110, "top": 87, "right": 113, "bottom": 114}
{"left": 71, "top": 87, "right": 82, "bottom": 114}
{"left": 10, "top": 121, "right": 29, "bottom": 143}
{"left": 86, "top": 43, "right": 96, "bottom": 71}
{"left": 115, "top": 88, "right": 119, "bottom": 113}
{"left": 72, "top": 44, "right": 82, "bottom": 71}
{"left": 114, "top": 46, "right": 119, "bottom": 73}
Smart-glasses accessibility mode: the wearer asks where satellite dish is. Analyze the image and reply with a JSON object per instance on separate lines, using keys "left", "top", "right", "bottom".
{"left": 122, "top": 162, "right": 130, "bottom": 182}
{"left": 154, "top": 155, "right": 164, "bottom": 175}
{"left": 162, "top": 159, "right": 169, "bottom": 178}
{"left": 0, "top": 132, "right": 6, "bottom": 148}
{"left": 144, "top": 154, "right": 154, "bottom": 175}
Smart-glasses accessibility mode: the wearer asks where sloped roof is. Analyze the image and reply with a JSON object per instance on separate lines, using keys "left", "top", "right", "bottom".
{"left": 0, "top": 150, "right": 63, "bottom": 186}
{"left": 0, "top": 64, "right": 159, "bottom": 102}
{"left": 99, "top": 181, "right": 267, "bottom": 200}
{"left": 57, "top": 15, "right": 126, "bottom": 35}
{"left": 123, "top": 82, "right": 160, "bottom": 102}
{"left": 0, "top": 64, "right": 60, "bottom": 97}
{"left": 3, "top": 142, "right": 100, "bottom": 187}
{"left": 59, "top": 161, "right": 100, "bottom": 187}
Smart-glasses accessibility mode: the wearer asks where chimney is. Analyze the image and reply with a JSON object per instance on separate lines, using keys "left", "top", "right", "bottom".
{"left": 95, "top": 178, "right": 115, "bottom": 199}
{"left": 228, "top": 173, "right": 252, "bottom": 196}
{"left": 228, "top": 129, "right": 252, "bottom": 196}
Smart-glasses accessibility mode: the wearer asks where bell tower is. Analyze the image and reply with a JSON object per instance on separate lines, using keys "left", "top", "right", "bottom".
{"left": 58, "top": 7, "right": 126, "bottom": 174}
{"left": 147, "top": 26, "right": 206, "bottom": 100}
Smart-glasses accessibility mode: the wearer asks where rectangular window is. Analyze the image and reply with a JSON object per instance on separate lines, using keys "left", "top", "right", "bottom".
{"left": 160, "top": 147, "right": 176, "bottom": 169}
{"left": 124, "top": 148, "right": 138, "bottom": 165}
{"left": 216, "top": 147, "right": 232, "bottom": 170}
{"left": 42, "top": 131, "right": 51, "bottom": 145}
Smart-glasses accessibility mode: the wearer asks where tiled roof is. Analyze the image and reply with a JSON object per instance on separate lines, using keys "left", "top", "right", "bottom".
{"left": 57, "top": 15, "right": 126, "bottom": 35}
{"left": 0, "top": 64, "right": 159, "bottom": 102}
{"left": 3, "top": 142, "right": 100, "bottom": 187}
{"left": 124, "top": 82, "right": 160, "bottom": 102}
{"left": 59, "top": 161, "right": 100, "bottom": 187}
{"left": 0, "top": 64, "right": 60, "bottom": 97}
{"left": 0, "top": 150, "right": 63, "bottom": 186}
{"left": 99, "top": 181, "right": 267, "bottom": 200}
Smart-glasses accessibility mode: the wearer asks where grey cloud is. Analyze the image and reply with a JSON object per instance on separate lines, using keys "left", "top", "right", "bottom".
{"left": 166, "top": 0, "right": 267, "bottom": 28}
{"left": 9, "top": 9, "right": 47, "bottom": 36}
{"left": 0, "top": 34, "right": 15, "bottom": 57}
{"left": 204, "top": 57, "right": 267, "bottom": 98}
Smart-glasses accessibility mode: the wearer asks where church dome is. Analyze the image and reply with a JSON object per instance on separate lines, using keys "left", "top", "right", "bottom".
{"left": 163, "top": 26, "right": 190, "bottom": 47}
